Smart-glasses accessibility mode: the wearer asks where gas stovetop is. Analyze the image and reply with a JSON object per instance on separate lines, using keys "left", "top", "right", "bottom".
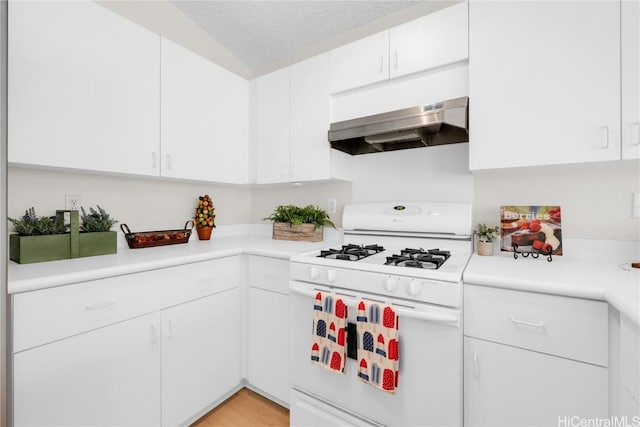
{"left": 318, "top": 244, "right": 453, "bottom": 270}
{"left": 290, "top": 202, "right": 473, "bottom": 306}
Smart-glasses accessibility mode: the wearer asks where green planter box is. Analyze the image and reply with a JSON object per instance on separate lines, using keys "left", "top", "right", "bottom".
{"left": 78, "top": 231, "right": 117, "bottom": 258}
{"left": 10, "top": 234, "right": 71, "bottom": 264}
{"left": 9, "top": 210, "right": 117, "bottom": 264}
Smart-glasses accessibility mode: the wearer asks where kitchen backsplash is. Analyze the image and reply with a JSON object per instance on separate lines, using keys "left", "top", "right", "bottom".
{"left": 8, "top": 157, "right": 639, "bottom": 241}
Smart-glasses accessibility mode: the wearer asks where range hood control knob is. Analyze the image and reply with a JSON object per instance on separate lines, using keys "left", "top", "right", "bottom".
{"left": 384, "top": 276, "right": 398, "bottom": 292}
{"left": 407, "top": 279, "right": 421, "bottom": 296}
{"left": 309, "top": 267, "right": 320, "bottom": 280}
{"left": 327, "top": 269, "right": 337, "bottom": 283}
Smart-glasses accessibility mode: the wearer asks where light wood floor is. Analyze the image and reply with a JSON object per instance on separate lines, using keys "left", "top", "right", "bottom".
{"left": 191, "top": 388, "right": 290, "bottom": 427}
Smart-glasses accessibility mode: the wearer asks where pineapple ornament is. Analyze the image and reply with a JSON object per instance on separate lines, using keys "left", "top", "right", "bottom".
{"left": 195, "top": 194, "right": 216, "bottom": 240}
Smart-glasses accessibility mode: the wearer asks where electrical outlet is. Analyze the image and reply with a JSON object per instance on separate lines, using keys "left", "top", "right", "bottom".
{"left": 328, "top": 198, "right": 337, "bottom": 214}
{"left": 65, "top": 194, "right": 82, "bottom": 211}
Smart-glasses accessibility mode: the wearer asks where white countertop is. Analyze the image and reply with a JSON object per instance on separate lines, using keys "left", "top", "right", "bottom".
{"left": 463, "top": 238, "right": 640, "bottom": 327}
{"left": 8, "top": 224, "right": 342, "bottom": 294}
{"left": 10, "top": 228, "right": 639, "bottom": 328}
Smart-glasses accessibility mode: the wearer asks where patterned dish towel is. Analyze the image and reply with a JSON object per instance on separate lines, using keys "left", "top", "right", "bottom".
{"left": 311, "top": 291, "right": 348, "bottom": 374}
{"left": 356, "top": 300, "right": 400, "bottom": 393}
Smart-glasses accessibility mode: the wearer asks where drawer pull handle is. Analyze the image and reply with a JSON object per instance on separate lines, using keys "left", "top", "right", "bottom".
{"left": 473, "top": 351, "right": 479, "bottom": 378}
{"left": 511, "top": 316, "right": 545, "bottom": 329}
{"left": 167, "top": 319, "right": 174, "bottom": 338}
{"left": 631, "top": 122, "right": 640, "bottom": 146}
{"left": 150, "top": 324, "right": 158, "bottom": 344}
{"left": 600, "top": 126, "right": 610, "bottom": 149}
{"left": 85, "top": 299, "right": 115, "bottom": 310}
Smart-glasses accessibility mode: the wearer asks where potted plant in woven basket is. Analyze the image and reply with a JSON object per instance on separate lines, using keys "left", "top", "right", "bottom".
{"left": 195, "top": 194, "right": 216, "bottom": 240}
{"left": 264, "top": 205, "right": 335, "bottom": 242}
{"left": 474, "top": 223, "right": 500, "bottom": 256}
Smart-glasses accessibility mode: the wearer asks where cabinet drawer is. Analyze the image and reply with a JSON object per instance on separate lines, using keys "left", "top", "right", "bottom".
{"left": 248, "top": 256, "right": 290, "bottom": 294}
{"left": 464, "top": 285, "right": 608, "bottom": 366}
{"left": 160, "top": 256, "right": 241, "bottom": 307}
{"left": 13, "top": 270, "right": 165, "bottom": 353}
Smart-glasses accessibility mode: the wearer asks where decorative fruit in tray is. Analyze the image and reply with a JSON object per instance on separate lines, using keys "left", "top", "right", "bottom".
{"left": 121, "top": 222, "right": 193, "bottom": 249}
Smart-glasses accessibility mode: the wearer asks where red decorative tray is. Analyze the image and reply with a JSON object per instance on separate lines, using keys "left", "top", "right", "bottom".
{"left": 121, "top": 221, "right": 194, "bottom": 249}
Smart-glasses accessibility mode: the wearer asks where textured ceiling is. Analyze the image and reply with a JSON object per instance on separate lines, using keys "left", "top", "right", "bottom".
{"left": 171, "top": 1, "right": 423, "bottom": 72}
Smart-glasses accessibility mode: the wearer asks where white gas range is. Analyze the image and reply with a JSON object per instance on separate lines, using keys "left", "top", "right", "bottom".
{"left": 288, "top": 202, "right": 472, "bottom": 426}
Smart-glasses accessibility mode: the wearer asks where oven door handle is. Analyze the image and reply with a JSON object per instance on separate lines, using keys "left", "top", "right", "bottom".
{"left": 289, "top": 282, "right": 460, "bottom": 326}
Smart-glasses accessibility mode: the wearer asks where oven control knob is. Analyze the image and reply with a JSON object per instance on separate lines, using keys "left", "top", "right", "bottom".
{"left": 407, "top": 279, "right": 421, "bottom": 297}
{"left": 327, "top": 269, "right": 337, "bottom": 283}
{"left": 309, "top": 267, "right": 320, "bottom": 280}
{"left": 384, "top": 276, "right": 398, "bottom": 292}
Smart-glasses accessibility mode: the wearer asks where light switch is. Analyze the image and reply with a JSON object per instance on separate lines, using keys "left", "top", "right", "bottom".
{"left": 633, "top": 192, "right": 640, "bottom": 219}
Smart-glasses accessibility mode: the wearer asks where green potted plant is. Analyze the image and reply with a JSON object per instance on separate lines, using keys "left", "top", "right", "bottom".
{"left": 8, "top": 206, "right": 118, "bottom": 264}
{"left": 9, "top": 208, "right": 70, "bottom": 264}
{"left": 194, "top": 194, "right": 216, "bottom": 240}
{"left": 78, "top": 205, "right": 118, "bottom": 257}
{"left": 474, "top": 223, "right": 500, "bottom": 256}
{"left": 263, "top": 205, "right": 335, "bottom": 242}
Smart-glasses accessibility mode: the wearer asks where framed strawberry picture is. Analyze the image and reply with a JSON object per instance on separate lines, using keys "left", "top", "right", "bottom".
{"left": 500, "top": 205, "right": 563, "bottom": 255}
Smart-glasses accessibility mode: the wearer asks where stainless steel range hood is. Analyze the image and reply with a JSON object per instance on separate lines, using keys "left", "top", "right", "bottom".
{"left": 328, "top": 96, "right": 469, "bottom": 155}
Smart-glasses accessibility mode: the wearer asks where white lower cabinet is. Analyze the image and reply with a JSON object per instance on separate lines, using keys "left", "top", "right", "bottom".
{"left": 12, "top": 257, "right": 242, "bottom": 427}
{"left": 13, "top": 312, "right": 162, "bottom": 426}
{"left": 463, "top": 284, "right": 609, "bottom": 426}
{"left": 162, "top": 289, "right": 240, "bottom": 426}
{"left": 464, "top": 337, "right": 608, "bottom": 426}
{"left": 248, "top": 287, "right": 289, "bottom": 404}
{"left": 247, "top": 255, "right": 290, "bottom": 404}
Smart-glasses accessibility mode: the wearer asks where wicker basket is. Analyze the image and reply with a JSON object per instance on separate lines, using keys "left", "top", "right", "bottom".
{"left": 272, "top": 222, "right": 323, "bottom": 242}
{"left": 121, "top": 221, "right": 193, "bottom": 249}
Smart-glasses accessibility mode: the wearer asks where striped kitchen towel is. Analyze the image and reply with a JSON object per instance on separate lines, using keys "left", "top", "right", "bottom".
{"left": 356, "top": 299, "right": 399, "bottom": 393}
{"left": 310, "top": 291, "right": 348, "bottom": 374}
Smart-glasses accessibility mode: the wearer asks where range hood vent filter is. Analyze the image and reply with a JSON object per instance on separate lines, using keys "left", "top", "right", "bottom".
{"left": 328, "top": 97, "right": 469, "bottom": 155}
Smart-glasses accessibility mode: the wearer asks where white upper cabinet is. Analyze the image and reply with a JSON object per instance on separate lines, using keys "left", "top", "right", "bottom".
{"left": 290, "top": 54, "right": 332, "bottom": 182}
{"left": 330, "top": 2, "right": 468, "bottom": 94}
{"left": 161, "top": 38, "right": 249, "bottom": 184}
{"left": 255, "top": 53, "right": 350, "bottom": 184}
{"left": 622, "top": 0, "right": 640, "bottom": 160}
{"left": 330, "top": 31, "right": 390, "bottom": 94}
{"left": 8, "top": 0, "right": 161, "bottom": 176}
{"left": 255, "top": 67, "right": 291, "bottom": 184}
{"left": 389, "top": 2, "right": 468, "bottom": 79}
{"left": 469, "top": 1, "right": 621, "bottom": 170}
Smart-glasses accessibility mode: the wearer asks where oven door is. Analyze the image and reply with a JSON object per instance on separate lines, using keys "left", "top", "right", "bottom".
{"left": 289, "top": 280, "right": 462, "bottom": 427}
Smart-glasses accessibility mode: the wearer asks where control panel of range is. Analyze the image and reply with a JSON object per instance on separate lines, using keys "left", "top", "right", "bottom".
{"left": 290, "top": 262, "right": 460, "bottom": 309}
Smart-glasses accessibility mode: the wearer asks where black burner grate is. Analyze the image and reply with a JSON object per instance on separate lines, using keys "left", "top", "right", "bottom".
{"left": 318, "top": 244, "right": 385, "bottom": 261}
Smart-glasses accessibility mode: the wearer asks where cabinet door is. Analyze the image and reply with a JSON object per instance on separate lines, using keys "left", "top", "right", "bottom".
{"left": 464, "top": 337, "right": 608, "bottom": 426}
{"left": 161, "top": 289, "right": 241, "bottom": 427}
{"left": 389, "top": 2, "right": 468, "bottom": 79}
{"left": 8, "top": 0, "right": 160, "bottom": 176}
{"left": 329, "top": 31, "right": 389, "bottom": 94}
{"left": 622, "top": 0, "right": 640, "bottom": 159}
{"left": 256, "top": 67, "right": 291, "bottom": 184}
{"left": 469, "top": 1, "right": 621, "bottom": 170}
{"left": 248, "top": 287, "right": 290, "bottom": 404}
{"left": 290, "top": 53, "right": 331, "bottom": 182}
{"left": 161, "top": 38, "right": 249, "bottom": 183}
{"left": 13, "top": 313, "right": 161, "bottom": 426}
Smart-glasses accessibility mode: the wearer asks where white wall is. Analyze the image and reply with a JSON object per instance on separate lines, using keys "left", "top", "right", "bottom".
{"left": 473, "top": 161, "right": 640, "bottom": 241}
{"left": 250, "top": 181, "right": 352, "bottom": 228}
{"left": 352, "top": 143, "right": 473, "bottom": 203}
{"left": 7, "top": 167, "right": 252, "bottom": 232}
{"left": 8, "top": 158, "right": 639, "bottom": 241}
